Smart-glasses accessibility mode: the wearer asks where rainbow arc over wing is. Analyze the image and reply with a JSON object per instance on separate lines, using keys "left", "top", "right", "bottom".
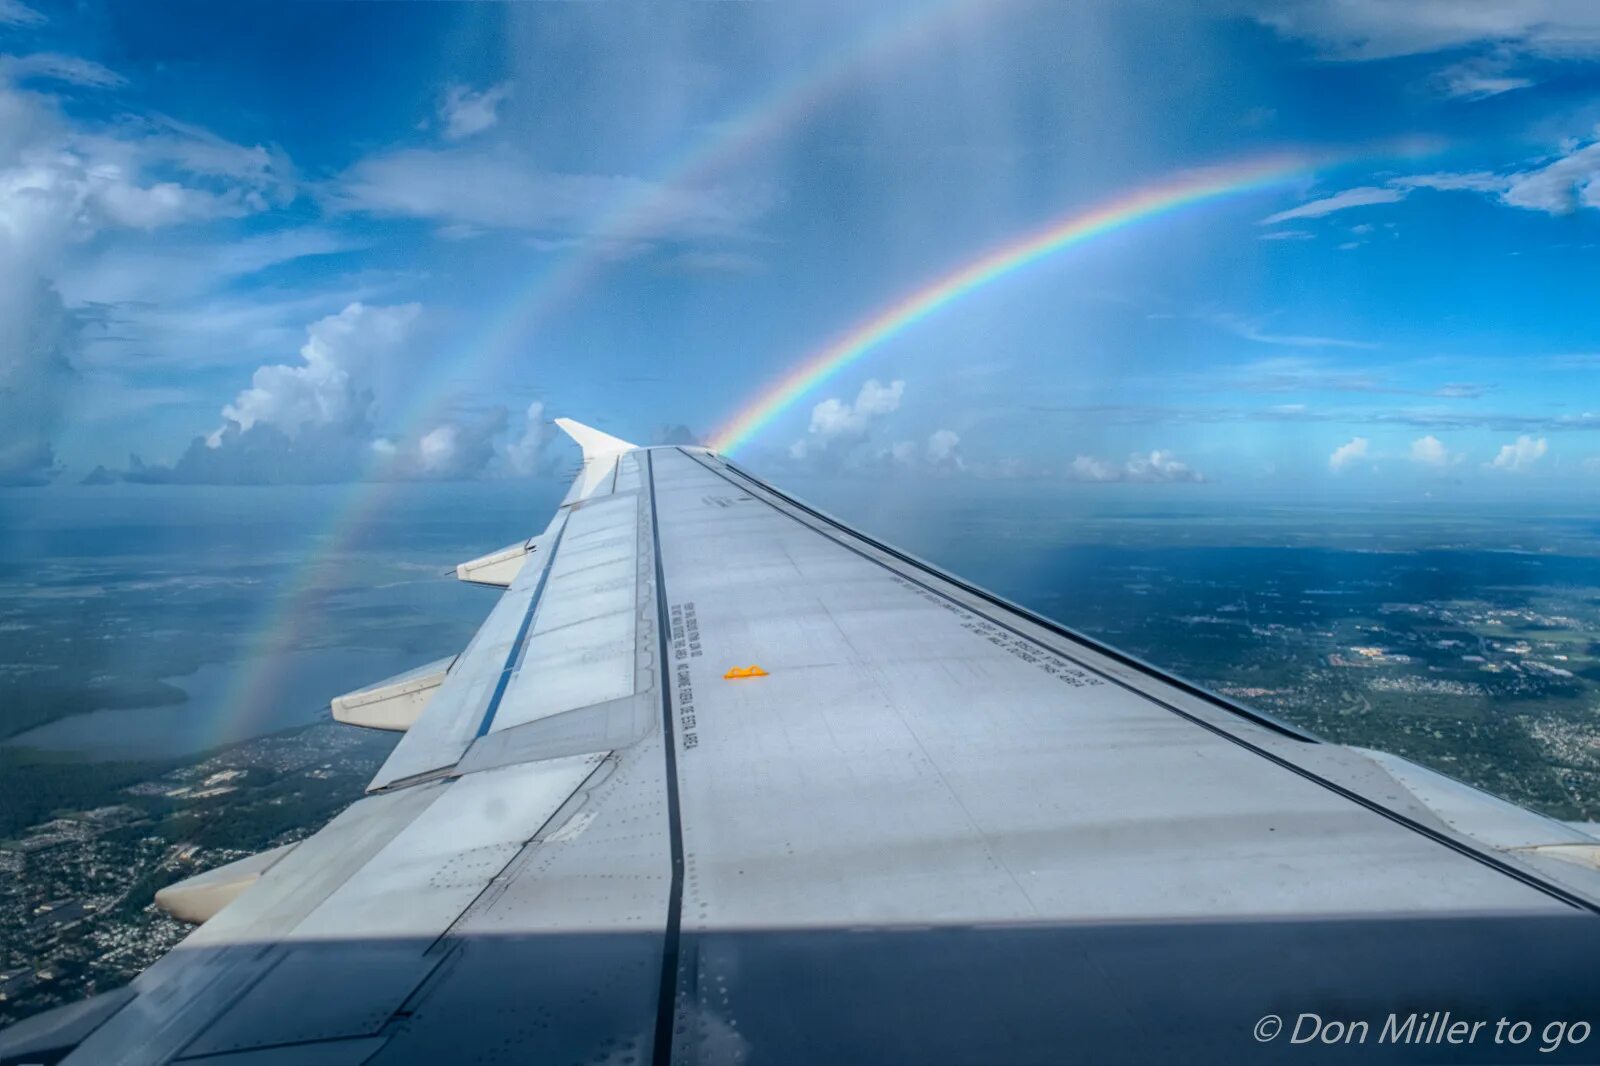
{"left": 708, "top": 155, "right": 1309, "bottom": 454}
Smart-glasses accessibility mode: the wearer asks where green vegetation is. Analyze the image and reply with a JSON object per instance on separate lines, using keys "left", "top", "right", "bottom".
{"left": 0, "top": 750, "right": 176, "bottom": 840}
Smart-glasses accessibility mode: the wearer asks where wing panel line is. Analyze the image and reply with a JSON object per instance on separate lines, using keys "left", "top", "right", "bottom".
{"left": 684, "top": 448, "right": 1600, "bottom": 918}
{"left": 645, "top": 450, "right": 688, "bottom": 1066}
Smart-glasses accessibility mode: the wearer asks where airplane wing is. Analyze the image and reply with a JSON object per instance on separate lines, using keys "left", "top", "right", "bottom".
{"left": 5, "top": 424, "right": 1600, "bottom": 1065}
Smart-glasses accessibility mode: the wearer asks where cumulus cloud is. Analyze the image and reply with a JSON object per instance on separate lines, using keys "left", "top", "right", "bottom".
{"left": 439, "top": 82, "right": 512, "bottom": 141}
{"left": 111, "top": 307, "right": 569, "bottom": 484}
{"left": 1409, "top": 434, "right": 1452, "bottom": 467}
{"left": 503, "top": 401, "right": 557, "bottom": 476}
{"left": 1489, "top": 434, "right": 1548, "bottom": 472}
{"left": 799, "top": 379, "right": 905, "bottom": 449}
{"left": 1067, "top": 450, "right": 1204, "bottom": 483}
{"left": 883, "top": 429, "right": 965, "bottom": 472}
{"left": 1328, "top": 436, "right": 1370, "bottom": 472}
{"left": 382, "top": 409, "right": 509, "bottom": 481}
{"left": 926, "top": 429, "right": 962, "bottom": 468}
{"left": 219, "top": 303, "right": 420, "bottom": 438}
{"left": 0, "top": 71, "right": 301, "bottom": 481}
{"left": 106, "top": 303, "right": 423, "bottom": 484}
{"left": 0, "top": 276, "right": 75, "bottom": 484}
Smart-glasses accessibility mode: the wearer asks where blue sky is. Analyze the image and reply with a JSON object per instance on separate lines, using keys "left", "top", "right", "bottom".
{"left": 2, "top": 0, "right": 1599, "bottom": 495}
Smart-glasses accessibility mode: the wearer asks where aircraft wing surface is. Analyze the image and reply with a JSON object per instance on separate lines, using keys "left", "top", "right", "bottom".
{"left": 5, "top": 429, "right": 1600, "bottom": 1065}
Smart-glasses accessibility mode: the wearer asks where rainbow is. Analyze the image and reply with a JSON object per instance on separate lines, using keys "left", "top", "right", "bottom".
{"left": 708, "top": 156, "right": 1309, "bottom": 454}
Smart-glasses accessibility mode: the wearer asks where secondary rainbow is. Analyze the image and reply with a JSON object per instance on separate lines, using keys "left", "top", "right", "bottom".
{"left": 708, "top": 156, "right": 1309, "bottom": 454}
{"left": 378, "top": 0, "right": 992, "bottom": 456}
{"left": 196, "top": 1, "right": 993, "bottom": 750}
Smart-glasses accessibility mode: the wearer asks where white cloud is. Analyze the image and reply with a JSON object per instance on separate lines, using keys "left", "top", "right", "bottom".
{"left": 1384, "top": 137, "right": 1600, "bottom": 216}
{"left": 1328, "top": 436, "right": 1370, "bottom": 472}
{"left": 61, "top": 227, "right": 358, "bottom": 310}
{"left": 1239, "top": 1, "right": 1600, "bottom": 61}
{"left": 503, "top": 401, "right": 555, "bottom": 476}
{"left": 1393, "top": 172, "right": 1512, "bottom": 194}
{"left": 1489, "top": 434, "right": 1548, "bottom": 472}
{"left": 1444, "top": 71, "right": 1535, "bottom": 100}
{"left": 117, "top": 116, "right": 296, "bottom": 195}
{"left": 402, "top": 410, "right": 508, "bottom": 480}
{"left": 1260, "top": 143, "right": 1600, "bottom": 227}
{"left": 118, "top": 304, "right": 530, "bottom": 484}
{"left": 337, "top": 146, "right": 773, "bottom": 242}
{"left": 0, "top": 274, "right": 75, "bottom": 484}
{"left": 1068, "top": 450, "right": 1203, "bottom": 483}
{"left": 805, "top": 379, "right": 904, "bottom": 443}
{"left": 0, "top": 53, "right": 126, "bottom": 88}
{"left": 0, "top": 0, "right": 44, "bottom": 26}
{"left": 1261, "top": 186, "right": 1404, "bottom": 225}
{"left": 0, "top": 57, "right": 322, "bottom": 481}
{"left": 1069, "top": 455, "right": 1118, "bottom": 481}
{"left": 92, "top": 174, "right": 255, "bottom": 229}
{"left": 1259, "top": 229, "right": 1316, "bottom": 241}
{"left": 0, "top": 84, "right": 84, "bottom": 482}
{"left": 220, "top": 302, "right": 421, "bottom": 437}
{"left": 1500, "top": 139, "right": 1600, "bottom": 214}
{"left": 788, "top": 380, "right": 910, "bottom": 467}
{"left": 439, "top": 82, "right": 512, "bottom": 141}
{"left": 926, "top": 429, "right": 962, "bottom": 467}
{"left": 806, "top": 398, "right": 857, "bottom": 440}
{"left": 1409, "top": 434, "right": 1451, "bottom": 467}
{"left": 219, "top": 299, "right": 419, "bottom": 435}
{"left": 1214, "top": 314, "right": 1377, "bottom": 350}
{"left": 853, "top": 378, "right": 904, "bottom": 417}
{"left": 886, "top": 429, "right": 965, "bottom": 472}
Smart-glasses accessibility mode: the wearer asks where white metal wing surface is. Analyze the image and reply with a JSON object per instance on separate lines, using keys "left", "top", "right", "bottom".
{"left": 4, "top": 425, "right": 1600, "bottom": 1065}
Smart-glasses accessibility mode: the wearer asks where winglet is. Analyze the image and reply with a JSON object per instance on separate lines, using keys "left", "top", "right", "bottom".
{"left": 555, "top": 418, "right": 637, "bottom": 461}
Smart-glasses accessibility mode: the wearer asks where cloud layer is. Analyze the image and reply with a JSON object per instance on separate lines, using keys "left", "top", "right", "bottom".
{"left": 1068, "top": 450, "right": 1204, "bottom": 483}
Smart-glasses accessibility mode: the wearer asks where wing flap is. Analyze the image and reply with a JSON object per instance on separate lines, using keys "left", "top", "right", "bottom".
{"left": 154, "top": 842, "right": 299, "bottom": 924}
{"left": 330, "top": 655, "right": 455, "bottom": 732}
{"left": 456, "top": 538, "right": 537, "bottom": 588}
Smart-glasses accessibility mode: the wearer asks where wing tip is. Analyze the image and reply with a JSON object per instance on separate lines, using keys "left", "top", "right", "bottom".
{"left": 554, "top": 417, "right": 638, "bottom": 461}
